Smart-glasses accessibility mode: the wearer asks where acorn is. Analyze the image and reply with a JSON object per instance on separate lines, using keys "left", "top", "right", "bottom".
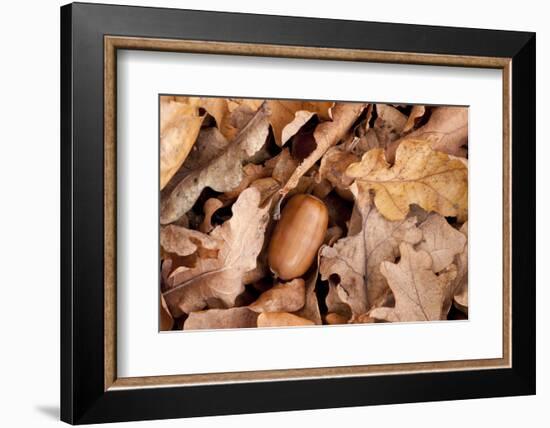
{"left": 268, "top": 194, "right": 329, "bottom": 280}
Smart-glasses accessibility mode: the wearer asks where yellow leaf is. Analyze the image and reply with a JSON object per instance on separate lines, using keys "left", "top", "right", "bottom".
{"left": 346, "top": 139, "right": 468, "bottom": 221}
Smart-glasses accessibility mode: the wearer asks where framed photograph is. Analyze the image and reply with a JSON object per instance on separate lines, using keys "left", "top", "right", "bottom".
{"left": 61, "top": 2, "right": 536, "bottom": 424}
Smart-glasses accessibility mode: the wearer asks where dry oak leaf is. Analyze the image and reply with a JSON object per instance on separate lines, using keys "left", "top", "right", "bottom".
{"left": 386, "top": 106, "right": 468, "bottom": 162}
{"left": 373, "top": 104, "right": 407, "bottom": 147}
{"left": 402, "top": 105, "right": 426, "bottom": 134}
{"left": 350, "top": 187, "right": 423, "bottom": 308}
{"left": 453, "top": 222, "right": 468, "bottom": 308}
{"left": 199, "top": 198, "right": 224, "bottom": 234}
{"left": 266, "top": 100, "right": 334, "bottom": 146}
{"left": 280, "top": 102, "right": 365, "bottom": 198}
{"left": 160, "top": 97, "right": 205, "bottom": 190}
{"left": 219, "top": 98, "right": 264, "bottom": 140}
{"left": 184, "top": 307, "right": 258, "bottom": 330}
{"left": 325, "top": 312, "right": 349, "bottom": 325}
{"left": 293, "top": 260, "right": 323, "bottom": 325}
{"left": 369, "top": 243, "right": 457, "bottom": 322}
{"left": 160, "top": 294, "right": 174, "bottom": 331}
{"left": 320, "top": 233, "right": 368, "bottom": 320}
{"left": 257, "top": 312, "right": 315, "bottom": 327}
{"left": 160, "top": 225, "right": 220, "bottom": 258}
{"left": 318, "top": 145, "right": 359, "bottom": 191}
{"left": 346, "top": 139, "right": 468, "bottom": 222}
{"left": 160, "top": 104, "right": 270, "bottom": 224}
{"left": 221, "top": 163, "right": 272, "bottom": 201}
{"left": 162, "top": 188, "right": 271, "bottom": 317}
{"left": 249, "top": 278, "right": 305, "bottom": 313}
{"left": 417, "top": 213, "right": 467, "bottom": 273}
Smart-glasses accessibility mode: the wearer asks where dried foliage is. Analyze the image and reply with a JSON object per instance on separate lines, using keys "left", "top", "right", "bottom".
{"left": 159, "top": 97, "right": 469, "bottom": 331}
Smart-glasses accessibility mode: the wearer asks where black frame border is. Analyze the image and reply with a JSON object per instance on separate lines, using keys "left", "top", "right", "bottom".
{"left": 61, "top": 2, "right": 535, "bottom": 424}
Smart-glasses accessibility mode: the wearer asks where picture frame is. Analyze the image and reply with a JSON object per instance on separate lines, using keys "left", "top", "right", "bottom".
{"left": 60, "top": 2, "right": 536, "bottom": 424}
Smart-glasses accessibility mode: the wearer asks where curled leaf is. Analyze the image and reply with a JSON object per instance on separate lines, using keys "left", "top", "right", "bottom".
{"left": 281, "top": 102, "right": 365, "bottom": 197}
{"left": 199, "top": 198, "right": 224, "bottom": 234}
{"left": 266, "top": 100, "right": 334, "bottom": 146}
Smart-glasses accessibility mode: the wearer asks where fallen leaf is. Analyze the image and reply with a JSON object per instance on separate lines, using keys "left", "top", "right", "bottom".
{"left": 199, "top": 198, "right": 224, "bottom": 233}
{"left": 387, "top": 106, "right": 468, "bottom": 162}
{"left": 453, "top": 222, "right": 468, "bottom": 308}
{"left": 417, "top": 213, "right": 467, "bottom": 273}
{"left": 373, "top": 104, "right": 407, "bottom": 147}
{"left": 293, "top": 261, "right": 322, "bottom": 324}
{"left": 351, "top": 187, "right": 423, "bottom": 307}
{"left": 325, "top": 312, "right": 349, "bottom": 325}
{"left": 369, "top": 243, "right": 457, "bottom": 322}
{"left": 352, "top": 313, "right": 376, "bottom": 324}
{"left": 320, "top": 233, "right": 368, "bottom": 319}
{"left": 402, "top": 105, "right": 426, "bottom": 133}
{"left": 162, "top": 188, "right": 271, "bottom": 316}
{"left": 160, "top": 294, "right": 174, "bottom": 331}
{"left": 318, "top": 145, "right": 359, "bottom": 191}
{"left": 161, "top": 104, "right": 270, "bottom": 224}
{"left": 160, "top": 225, "right": 220, "bottom": 258}
{"left": 221, "top": 163, "right": 271, "bottom": 201}
{"left": 249, "top": 278, "right": 305, "bottom": 313}
{"left": 280, "top": 102, "right": 365, "bottom": 198}
{"left": 266, "top": 100, "right": 333, "bottom": 146}
{"left": 184, "top": 307, "right": 258, "bottom": 330}
{"left": 160, "top": 97, "right": 205, "bottom": 189}
{"left": 324, "top": 226, "right": 344, "bottom": 246}
{"left": 217, "top": 99, "right": 265, "bottom": 139}
{"left": 346, "top": 139, "right": 468, "bottom": 222}
{"left": 257, "top": 312, "right": 315, "bottom": 327}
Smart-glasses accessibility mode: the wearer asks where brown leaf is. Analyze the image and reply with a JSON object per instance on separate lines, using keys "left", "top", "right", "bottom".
{"left": 184, "top": 307, "right": 258, "bottom": 330}
{"left": 220, "top": 98, "right": 264, "bottom": 140}
{"left": 293, "top": 263, "right": 322, "bottom": 324}
{"left": 402, "top": 105, "right": 426, "bottom": 133}
{"left": 280, "top": 102, "right": 365, "bottom": 198}
{"left": 266, "top": 100, "right": 333, "bottom": 146}
{"left": 199, "top": 198, "right": 224, "bottom": 233}
{"left": 453, "top": 222, "right": 468, "bottom": 308}
{"left": 249, "top": 177, "right": 281, "bottom": 205}
{"left": 318, "top": 145, "right": 359, "bottom": 191}
{"left": 352, "top": 189, "right": 423, "bottom": 307}
{"left": 266, "top": 148, "right": 299, "bottom": 185}
{"left": 221, "top": 163, "right": 271, "bottom": 201}
{"left": 346, "top": 139, "right": 468, "bottom": 222}
{"left": 369, "top": 243, "right": 457, "bottom": 322}
{"left": 387, "top": 106, "right": 468, "bottom": 162}
{"left": 417, "top": 213, "right": 467, "bottom": 273}
{"left": 162, "top": 188, "right": 271, "bottom": 317}
{"left": 160, "top": 294, "right": 174, "bottom": 331}
{"left": 325, "top": 312, "right": 349, "bottom": 325}
{"left": 160, "top": 225, "right": 220, "bottom": 258}
{"left": 160, "top": 97, "right": 205, "bottom": 189}
{"left": 160, "top": 104, "right": 270, "bottom": 224}
{"left": 249, "top": 278, "right": 305, "bottom": 313}
{"left": 373, "top": 104, "right": 407, "bottom": 147}
{"left": 320, "top": 233, "right": 367, "bottom": 320}
{"left": 257, "top": 312, "right": 315, "bottom": 327}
